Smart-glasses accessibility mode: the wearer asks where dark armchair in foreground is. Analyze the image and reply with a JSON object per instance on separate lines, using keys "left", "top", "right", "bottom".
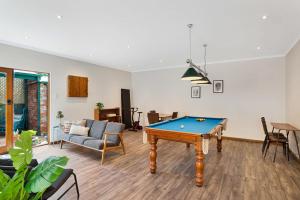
{"left": 0, "top": 158, "right": 80, "bottom": 200}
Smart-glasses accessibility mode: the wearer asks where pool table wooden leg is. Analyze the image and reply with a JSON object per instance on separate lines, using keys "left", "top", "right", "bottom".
{"left": 149, "top": 135, "right": 158, "bottom": 174}
{"left": 186, "top": 143, "right": 190, "bottom": 148}
{"left": 195, "top": 140, "right": 204, "bottom": 187}
{"left": 217, "top": 137, "right": 222, "bottom": 152}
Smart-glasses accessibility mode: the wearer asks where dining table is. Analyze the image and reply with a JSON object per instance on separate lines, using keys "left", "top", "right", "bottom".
{"left": 271, "top": 122, "right": 300, "bottom": 159}
{"left": 159, "top": 113, "right": 172, "bottom": 121}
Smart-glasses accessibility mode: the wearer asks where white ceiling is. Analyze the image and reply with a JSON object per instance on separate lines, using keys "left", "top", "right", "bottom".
{"left": 0, "top": 0, "right": 299, "bottom": 72}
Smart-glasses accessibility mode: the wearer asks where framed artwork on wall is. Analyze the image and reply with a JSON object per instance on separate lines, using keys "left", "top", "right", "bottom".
{"left": 213, "top": 80, "right": 224, "bottom": 93}
{"left": 191, "top": 86, "right": 201, "bottom": 98}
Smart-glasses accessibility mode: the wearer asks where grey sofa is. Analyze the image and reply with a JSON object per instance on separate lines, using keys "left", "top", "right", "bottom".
{"left": 59, "top": 119, "right": 126, "bottom": 164}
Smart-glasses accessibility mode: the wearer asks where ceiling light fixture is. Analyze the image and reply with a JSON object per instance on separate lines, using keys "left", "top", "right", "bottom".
{"left": 262, "top": 15, "right": 268, "bottom": 20}
{"left": 257, "top": 46, "right": 261, "bottom": 50}
{"left": 127, "top": 45, "right": 131, "bottom": 49}
{"left": 57, "top": 15, "right": 63, "bottom": 20}
{"left": 181, "top": 24, "right": 211, "bottom": 84}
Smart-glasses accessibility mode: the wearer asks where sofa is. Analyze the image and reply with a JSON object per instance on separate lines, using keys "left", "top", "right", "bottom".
{"left": 59, "top": 119, "right": 126, "bottom": 164}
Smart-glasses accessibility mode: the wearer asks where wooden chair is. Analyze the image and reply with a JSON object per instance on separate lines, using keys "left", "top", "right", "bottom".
{"left": 261, "top": 117, "right": 288, "bottom": 162}
{"left": 147, "top": 112, "right": 159, "bottom": 124}
{"left": 172, "top": 112, "right": 178, "bottom": 119}
{"left": 149, "top": 110, "right": 156, "bottom": 113}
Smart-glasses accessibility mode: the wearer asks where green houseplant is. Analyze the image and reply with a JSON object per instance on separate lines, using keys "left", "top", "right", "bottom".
{"left": 0, "top": 130, "right": 68, "bottom": 200}
{"left": 96, "top": 102, "right": 104, "bottom": 110}
{"left": 56, "top": 111, "right": 64, "bottom": 126}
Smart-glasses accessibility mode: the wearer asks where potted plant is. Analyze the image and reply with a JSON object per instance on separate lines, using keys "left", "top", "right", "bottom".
{"left": 0, "top": 130, "right": 68, "bottom": 199}
{"left": 56, "top": 111, "right": 64, "bottom": 127}
{"left": 96, "top": 102, "right": 104, "bottom": 110}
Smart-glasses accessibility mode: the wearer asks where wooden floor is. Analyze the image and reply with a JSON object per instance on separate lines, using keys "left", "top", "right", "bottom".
{"left": 33, "top": 131, "right": 300, "bottom": 200}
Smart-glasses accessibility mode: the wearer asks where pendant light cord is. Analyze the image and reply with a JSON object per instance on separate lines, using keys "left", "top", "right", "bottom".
{"left": 188, "top": 24, "right": 192, "bottom": 61}
{"left": 203, "top": 44, "right": 207, "bottom": 73}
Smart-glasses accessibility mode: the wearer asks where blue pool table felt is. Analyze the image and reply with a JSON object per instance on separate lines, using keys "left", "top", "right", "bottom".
{"left": 148, "top": 116, "right": 225, "bottom": 135}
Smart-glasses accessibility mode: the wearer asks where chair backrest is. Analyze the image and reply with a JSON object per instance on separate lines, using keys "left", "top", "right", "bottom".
{"left": 172, "top": 112, "right": 178, "bottom": 119}
{"left": 149, "top": 110, "right": 156, "bottom": 113}
{"left": 261, "top": 117, "right": 269, "bottom": 137}
{"left": 148, "top": 112, "right": 159, "bottom": 124}
{"left": 104, "top": 122, "right": 125, "bottom": 145}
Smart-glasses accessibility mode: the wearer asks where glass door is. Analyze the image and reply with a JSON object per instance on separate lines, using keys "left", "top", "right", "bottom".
{"left": 0, "top": 67, "right": 13, "bottom": 153}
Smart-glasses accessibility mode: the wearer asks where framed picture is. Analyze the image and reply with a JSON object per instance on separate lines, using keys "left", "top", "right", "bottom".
{"left": 191, "top": 86, "right": 201, "bottom": 98}
{"left": 213, "top": 80, "right": 224, "bottom": 93}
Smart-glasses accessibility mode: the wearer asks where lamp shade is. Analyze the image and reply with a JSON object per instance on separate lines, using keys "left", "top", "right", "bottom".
{"left": 192, "top": 76, "right": 212, "bottom": 84}
{"left": 181, "top": 67, "right": 203, "bottom": 81}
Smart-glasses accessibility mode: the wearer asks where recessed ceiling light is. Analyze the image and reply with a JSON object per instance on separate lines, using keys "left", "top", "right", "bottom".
{"left": 257, "top": 46, "right": 261, "bottom": 50}
{"left": 127, "top": 64, "right": 131, "bottom": 67}
{"left": 25, "top": 35, "right": 30, "bottom": 40}
{"left": 159, "top": 59, "right": 163, "bottom": 63}
{"left": 127, "top": 45, "right": 130, "bottom": 49}
{"left": 262, "top": 15, "right": 268, "bottom": 20}
{"left": 57, "top": 15, "right": 63, "bottom": 20}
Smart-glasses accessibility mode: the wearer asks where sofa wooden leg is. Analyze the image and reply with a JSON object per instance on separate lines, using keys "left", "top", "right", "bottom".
{"left": 60, "top": 140, "right": 64, "bottom": 149}
{"left": 101, "top": 150, "right": 105, "bottom": 165}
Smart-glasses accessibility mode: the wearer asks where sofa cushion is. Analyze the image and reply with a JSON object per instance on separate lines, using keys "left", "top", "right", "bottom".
{"left": 70, "top": 135, "right": 96, "bottom": 145}
{"left": 58, "top": 130, "right": 79, "bottom": 141}
{"left": 83, "top": 139, "right": 115, "bottom": 150}
{"left": 85, "top": 119, "right": 94, "bottom": 129}
{"left": 89, "top": 120, "right": 107, "bottom": 139}
{"left": 104, "top": 122, "right": 125, "bottom": 144}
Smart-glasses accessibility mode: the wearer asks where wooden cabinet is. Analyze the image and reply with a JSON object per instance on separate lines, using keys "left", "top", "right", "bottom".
{"left": 68, "top": 75, "right": 88, "bottom": 97}
{"left": 94, "top": 108, "right": 121, "bottom": 122}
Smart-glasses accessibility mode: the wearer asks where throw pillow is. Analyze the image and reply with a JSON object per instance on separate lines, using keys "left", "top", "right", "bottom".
{"left": 69, "top": 125, "right": 89, "bottom": 136}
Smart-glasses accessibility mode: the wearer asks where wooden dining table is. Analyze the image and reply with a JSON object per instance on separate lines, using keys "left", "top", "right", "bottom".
{"left": 271, "top": 122, "right": 300, "bottom": 159}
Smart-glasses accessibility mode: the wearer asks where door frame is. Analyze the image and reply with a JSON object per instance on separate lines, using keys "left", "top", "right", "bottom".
{"left": 0, "top": 67, "right": 14, "bottom": 153}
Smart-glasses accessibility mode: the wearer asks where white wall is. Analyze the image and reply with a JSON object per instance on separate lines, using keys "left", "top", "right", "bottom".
{"left": 0, "top": 43, "right": 131, "bottom": 140}
{"left": 286, "top": 40, "right": 300, "bottom": 157}
{"left": 132, "top": 57, "right": 286, "bottom": 141}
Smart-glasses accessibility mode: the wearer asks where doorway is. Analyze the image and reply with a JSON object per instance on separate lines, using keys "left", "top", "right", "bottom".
{"left": 0, "top": 67, "right": 13, "bottom": 154}
{"left": 0, "top": 68, "right": 50, "bottom": 154}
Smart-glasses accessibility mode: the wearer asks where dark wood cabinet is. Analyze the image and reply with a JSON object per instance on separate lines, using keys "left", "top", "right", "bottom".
{"left": 94, "top": 107, "right": 121, "bottom": 122}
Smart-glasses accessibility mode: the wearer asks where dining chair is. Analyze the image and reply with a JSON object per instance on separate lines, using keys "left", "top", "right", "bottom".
{"left": 149, "top": 110, "right": 156, "bottom": 113}
{"left": 261, "top": 117, "right": 288, "bottom": 162}
{"left": 147, "top": 112, "right": 159, "bottom": 124}
{"left": 172, "top": 112, "right": 178, "bottom": 119}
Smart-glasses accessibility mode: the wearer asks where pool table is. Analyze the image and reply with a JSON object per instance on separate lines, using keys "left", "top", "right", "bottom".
{"left": 145, "top": 116, "right": 228, "bottom": 187}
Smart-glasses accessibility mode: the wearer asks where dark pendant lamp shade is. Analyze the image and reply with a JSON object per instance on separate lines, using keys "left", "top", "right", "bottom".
{"left": 192, "top": 76, "right": 212, "bottom": 84}
{"left": 181, "top": 67, "right": 203, "bottom": 81}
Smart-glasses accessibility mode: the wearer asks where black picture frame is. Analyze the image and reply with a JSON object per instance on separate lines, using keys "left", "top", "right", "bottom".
{"left": 191, "top": 86, "right": 201, "bottom": 98}
{"left": 213, "top": 80, "right": 224, "bottom": 93}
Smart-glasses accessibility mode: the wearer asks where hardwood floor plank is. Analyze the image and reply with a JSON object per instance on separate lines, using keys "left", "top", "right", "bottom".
{"left": 31, "top": 131, "right": 300, "bottom": 200}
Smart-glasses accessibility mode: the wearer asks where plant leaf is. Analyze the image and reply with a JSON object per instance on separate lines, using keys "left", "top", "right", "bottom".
{"left": 0, "top": 166, "right": 28, "bottom": 200}
{"left": 0, "top": 169, "right": 10, "bottom": 191}
{"left": 9, "top": 130, "right": 36, "bottom": 170}
{"left": 25, "top": 156, "right": 68, "bottom": 193}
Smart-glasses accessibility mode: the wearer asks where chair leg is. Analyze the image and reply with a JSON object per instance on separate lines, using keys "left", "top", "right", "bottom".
{"left": 262, "top": 136, "right": 267, "bottom": 154}
{"left": 273, "top": 141, "right": 279, "bottom": 162}
{"left": 264, "top": 141, "right": 270, "bottom": 159}
{"left": 60, "top": 140, "right": 63, "bottom": 149}
{"left": 73, "top": 172, "right": 80, "bottom": 199}
{"left": 286, "top": 142, "right": 290, "bottom": 161}
{"left": 119, "top": 134, "right": 126, "bottom": 155}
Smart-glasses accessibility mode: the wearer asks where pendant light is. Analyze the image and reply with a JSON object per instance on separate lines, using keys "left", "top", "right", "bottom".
{"left": 191, "top": 44, "right": 212, "bottom": 85}
{"left": 181, "top": 24, "right": 203, "bottom": 81}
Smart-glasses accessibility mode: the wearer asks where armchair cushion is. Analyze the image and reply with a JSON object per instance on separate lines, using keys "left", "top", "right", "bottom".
{"left": 70, "top": 135, "right": 97, "bottom": 145}
{"left": 83, "top": 139, "right": 115, "bottom": 150}
{"left": 89, "top": 120, "right": 107, "bottom": 139}
{"left": 104, "top": 122, "right": 125, "bottom": 145}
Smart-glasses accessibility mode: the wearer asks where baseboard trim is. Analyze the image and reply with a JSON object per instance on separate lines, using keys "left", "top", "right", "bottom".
{"left": 219, "top": 136, "right": 263, "bottom": 143}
